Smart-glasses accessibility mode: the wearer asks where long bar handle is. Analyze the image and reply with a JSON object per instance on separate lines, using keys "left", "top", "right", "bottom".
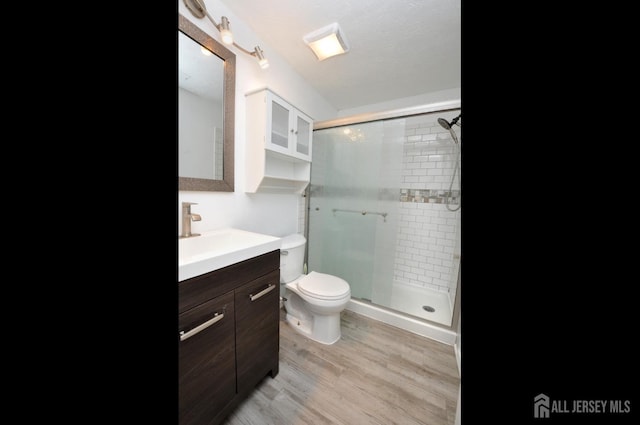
{"left": 332, "top": 208, "right": 388, "bottom": 222}
{"left": 179, "top": 312, "right": 224, "bottom": 341}
{"left": 249, "top": 283, "right": 275, "bottom": 301}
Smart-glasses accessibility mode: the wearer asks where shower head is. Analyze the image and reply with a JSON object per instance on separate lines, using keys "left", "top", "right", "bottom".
{"left": 437, "top": 118, "right": 451, "bottom": 130}
{"left": 438, "top": 114, "right": 461, "bottom": 130}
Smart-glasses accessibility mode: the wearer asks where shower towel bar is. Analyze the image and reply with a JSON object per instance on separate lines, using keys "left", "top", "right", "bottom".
{"left": 332, "top": 208, "right": 388, "bottom": 222}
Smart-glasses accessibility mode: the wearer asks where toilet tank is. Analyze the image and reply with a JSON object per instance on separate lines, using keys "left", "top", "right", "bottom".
{"left": 280, "top": 234, "right": 306, "bottom": 283}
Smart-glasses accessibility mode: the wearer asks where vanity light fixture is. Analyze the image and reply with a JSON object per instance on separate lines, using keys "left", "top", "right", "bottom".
{"left": 303, "top": 23, "right": 350, "bottom": 61}
{"left": 253, "top": 46, "right": 269, "bottom": 69}
{"left": 183, "top": 0, "right": 269, "bottom": 69}
{"left": 218, "top": 16, "right": 233, "bottom": 45}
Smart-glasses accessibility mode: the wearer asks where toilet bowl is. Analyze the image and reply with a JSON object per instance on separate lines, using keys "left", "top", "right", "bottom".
{"left": 280, "top": 234, "right": 351, "bottom": 345}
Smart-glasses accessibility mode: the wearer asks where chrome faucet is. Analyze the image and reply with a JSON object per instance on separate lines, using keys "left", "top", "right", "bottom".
{"left": 180, "top": 202, "right": 202, "bottom": 238}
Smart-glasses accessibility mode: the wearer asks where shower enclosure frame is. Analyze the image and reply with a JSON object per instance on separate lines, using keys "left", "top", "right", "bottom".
{"left": 304, "top": 99, "right": 462, "bottom": 342}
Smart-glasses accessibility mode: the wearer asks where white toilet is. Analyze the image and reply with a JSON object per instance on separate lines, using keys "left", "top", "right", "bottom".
{"left": 280, "top": 233, "right": 351, "bottom": 345}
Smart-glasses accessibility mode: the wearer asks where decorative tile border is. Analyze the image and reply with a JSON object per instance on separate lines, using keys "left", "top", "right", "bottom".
{"left": 400, "top": 188, "right": 460, "bottom": 204}
{"left": 308, "top": 185, "right": 460, "bottom": 204}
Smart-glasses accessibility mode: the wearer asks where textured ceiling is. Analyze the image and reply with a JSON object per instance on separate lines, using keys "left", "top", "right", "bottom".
{"left": 220, "top": 0, "right": 461, "bottom": 111}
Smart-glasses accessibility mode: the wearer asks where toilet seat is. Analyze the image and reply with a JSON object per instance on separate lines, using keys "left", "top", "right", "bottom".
{"left": 298, "top": 271, "right": 350, "bottom": 300}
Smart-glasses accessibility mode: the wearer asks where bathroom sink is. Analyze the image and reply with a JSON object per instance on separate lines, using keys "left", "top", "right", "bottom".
{"left": 179, "top": 228, "right": 281, "bottom": 281}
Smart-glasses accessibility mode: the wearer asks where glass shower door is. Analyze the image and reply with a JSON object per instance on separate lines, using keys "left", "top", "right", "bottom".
{"left": 308, "top": 110, "right": 461, "bottom": 327}
{"left": 307, "top": 120, "right": 403, "bottom": 303}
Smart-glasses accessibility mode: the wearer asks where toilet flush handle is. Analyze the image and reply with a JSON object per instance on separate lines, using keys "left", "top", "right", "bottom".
{"left": 281, "top": 250, "right": 289, "bottom": 256}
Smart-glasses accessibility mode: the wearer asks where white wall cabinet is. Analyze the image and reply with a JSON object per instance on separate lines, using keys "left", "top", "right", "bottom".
{"left": 246, "top": 88, "right": 313, "bottom": 193}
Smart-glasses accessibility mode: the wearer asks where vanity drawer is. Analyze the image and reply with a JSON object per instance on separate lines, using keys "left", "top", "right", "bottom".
{"left": 179, "top": 249, "right": 280, "bottom": 314}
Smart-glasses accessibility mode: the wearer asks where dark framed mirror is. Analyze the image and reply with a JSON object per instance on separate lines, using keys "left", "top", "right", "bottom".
{"left": 179, "top": 14, "right": 236, "bottom": 191}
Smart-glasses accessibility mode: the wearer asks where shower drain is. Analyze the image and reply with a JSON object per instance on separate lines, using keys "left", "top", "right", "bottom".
{"left": 422, "top": 305, "right": 436, "bottom": 313}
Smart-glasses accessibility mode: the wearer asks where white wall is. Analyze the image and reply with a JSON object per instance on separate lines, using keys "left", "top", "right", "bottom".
{"left": 178, "top": 0, "right": 337, "bottom": 238}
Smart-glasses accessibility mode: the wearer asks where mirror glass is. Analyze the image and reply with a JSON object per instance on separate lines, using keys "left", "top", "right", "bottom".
{"left": 178, "top": 14, "right": 235, "bottom": 191}
{"left": 178, "top": 31, "right": 224, "bottom": 180}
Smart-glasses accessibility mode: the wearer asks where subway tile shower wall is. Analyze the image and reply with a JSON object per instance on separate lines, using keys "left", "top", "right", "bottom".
{"left": 401, "top": 120, "right": 460, "bottom": 194}
{"left": 395, "top": 117, "right": 460, "bottom": 299}
{"left": 394, "top": 202, "right": 460, "bottom": 295}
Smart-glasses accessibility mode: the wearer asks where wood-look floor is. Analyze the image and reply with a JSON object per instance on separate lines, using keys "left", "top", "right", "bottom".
{"left": 224, "top": 309, "right": 460, "bottom": 425}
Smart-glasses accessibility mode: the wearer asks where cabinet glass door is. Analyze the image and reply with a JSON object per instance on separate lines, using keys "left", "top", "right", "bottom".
{"left": 295, "top": 114, "right": 311, "bottom": 158}
{"left": 270, "top": 100, "right": 290, "bottom": 150}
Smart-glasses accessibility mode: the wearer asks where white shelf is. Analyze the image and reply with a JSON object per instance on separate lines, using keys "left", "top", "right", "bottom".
{"left": 258, "top": 176, "right": 309, "bottom": 194}
{"left": 247, "top": 151, "right": 310, "bottom": 193}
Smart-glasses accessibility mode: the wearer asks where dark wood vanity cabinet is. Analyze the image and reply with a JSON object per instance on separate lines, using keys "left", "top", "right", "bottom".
{"left": 179, "top": 291, "right": 236, "bottom": 425}
{"left": 178, "top": 250, "right": 280, "bottom": 425}
{"left": 235, "top": 270, "right": 280, "bottom": 394}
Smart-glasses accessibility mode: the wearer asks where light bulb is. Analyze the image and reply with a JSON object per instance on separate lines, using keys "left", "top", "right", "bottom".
{"left": 254, "top": 46, "right": 269, "bottom": 69}
{"left": 219, "top": 16, "right": 233, "bottom": 45}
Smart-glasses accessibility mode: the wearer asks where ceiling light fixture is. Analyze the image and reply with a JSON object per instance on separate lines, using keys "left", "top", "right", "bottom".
{"left": 303, "top": 23, "right": 350, "bottom": 61}
{"left": 183, "top": 0, "right": 268, "bottom": 69}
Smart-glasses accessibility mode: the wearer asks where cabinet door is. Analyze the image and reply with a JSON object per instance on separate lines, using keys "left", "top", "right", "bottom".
{"left": 179, "top": 291, "right": 235, "bottom": 425}
{"left": 292, "top": 111, "right": 312, "bottom": 161}
{"left": 235, "top": 269, "right": 280, "bottom": 394}
{"left": 266, "top": 92, "right": 294, "bottom": 156}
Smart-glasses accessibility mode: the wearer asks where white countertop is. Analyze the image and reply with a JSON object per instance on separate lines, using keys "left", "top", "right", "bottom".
{"left": 179, "top": 228, "right": 281, "bottom": 282}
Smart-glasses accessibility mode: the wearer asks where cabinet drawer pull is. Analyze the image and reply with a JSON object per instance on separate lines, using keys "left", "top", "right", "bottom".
{"left": 179, "top": 312, "right": 224, "bottom": 341}
{"left": 249, "top": 283, "right": 275, "bottom": 301}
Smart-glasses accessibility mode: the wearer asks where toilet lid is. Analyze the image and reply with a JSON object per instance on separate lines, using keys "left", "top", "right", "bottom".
{"left": 298, "top": 271, "right": 350, "bottom": 300}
